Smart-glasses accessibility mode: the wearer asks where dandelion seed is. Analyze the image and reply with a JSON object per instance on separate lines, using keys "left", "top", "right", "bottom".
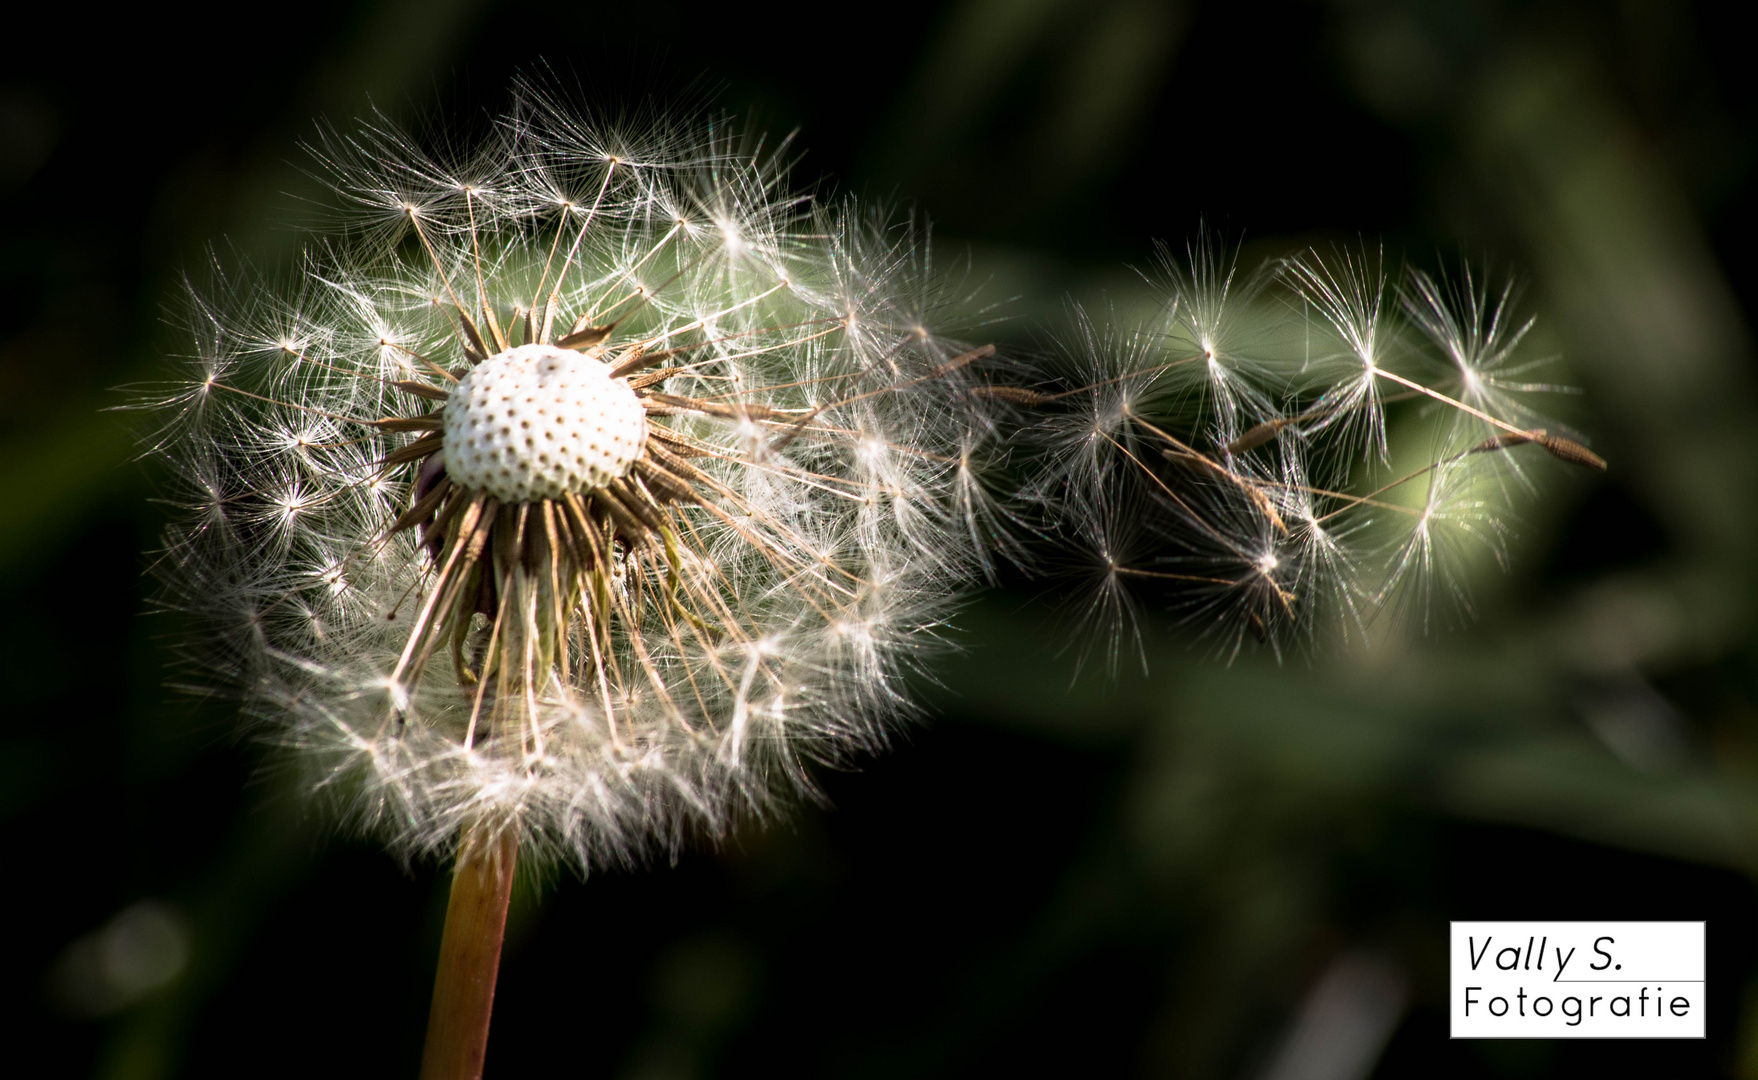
{"left": 1022, "top": 239, "right": 1596, "bottom": 653}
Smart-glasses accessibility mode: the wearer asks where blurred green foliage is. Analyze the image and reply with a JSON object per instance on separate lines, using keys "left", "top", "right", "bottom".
{"left": 4, "top": 0, "right": 1757, "bottom": 1076}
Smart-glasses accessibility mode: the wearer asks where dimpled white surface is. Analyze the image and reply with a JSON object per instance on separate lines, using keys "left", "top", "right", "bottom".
{"left": 443, "top": 344, "right": 646, "bottom": 503}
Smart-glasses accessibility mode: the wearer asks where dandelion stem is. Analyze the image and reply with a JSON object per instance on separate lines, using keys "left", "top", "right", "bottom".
{"left": 419, "top": 824, "right": 518, "bottom": 1080}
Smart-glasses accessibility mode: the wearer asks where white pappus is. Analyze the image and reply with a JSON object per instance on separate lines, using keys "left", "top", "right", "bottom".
{"left": 1022, "top": 239, "right": 1602, "bottom": 666}
{"left": 141, "top": 85, "right": 1013, "bottom": 874}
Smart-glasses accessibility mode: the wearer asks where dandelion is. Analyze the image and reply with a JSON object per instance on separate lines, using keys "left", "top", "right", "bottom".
{"left": 142, "top": 85, "right": 1007, "bottom": 1075}
{"left": 1020, "top": 240, "right": 1603, "bottom": 663}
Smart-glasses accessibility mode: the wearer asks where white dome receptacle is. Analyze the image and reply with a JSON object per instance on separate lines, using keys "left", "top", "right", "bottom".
{"left": 443, "top": 344, "right": 647, "bottom": 503}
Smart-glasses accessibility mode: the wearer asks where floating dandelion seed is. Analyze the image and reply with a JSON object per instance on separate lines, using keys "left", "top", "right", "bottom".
{"left": 141, "top": 87, "right": 1009, "bottom": 1076}
{"left": 1020, "top": 239, "right": 1602, "bottom": 664}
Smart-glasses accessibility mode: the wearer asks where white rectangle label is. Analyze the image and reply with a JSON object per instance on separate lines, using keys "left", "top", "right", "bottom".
{"left": 1450, "top": 922, "right": 1705, "bottom": 1038}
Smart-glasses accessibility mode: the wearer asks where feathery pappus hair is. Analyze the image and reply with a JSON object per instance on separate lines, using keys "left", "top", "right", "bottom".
{"left": 142, "top": 86, "right": 1014, "bottom": 873}
{"left": 1021, "top": 239, "right": 1601, "bottom": 667}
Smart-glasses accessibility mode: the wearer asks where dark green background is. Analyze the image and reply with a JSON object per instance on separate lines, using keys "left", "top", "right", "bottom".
{"left": 4, "top": 0, "right": 1757, "bottom": 1075}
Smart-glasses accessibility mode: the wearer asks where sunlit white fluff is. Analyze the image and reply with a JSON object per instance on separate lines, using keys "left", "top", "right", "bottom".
{"left": 144, "top": 87, "right": 1010, "bottom": 873}
{"left": 1025, "top": 241, "right": 1595, "bottom": 657}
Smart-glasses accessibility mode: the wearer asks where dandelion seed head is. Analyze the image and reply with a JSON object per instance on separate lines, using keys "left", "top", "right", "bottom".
{"left": 142, "top": 86, "right": 1014, "bottom": 873}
